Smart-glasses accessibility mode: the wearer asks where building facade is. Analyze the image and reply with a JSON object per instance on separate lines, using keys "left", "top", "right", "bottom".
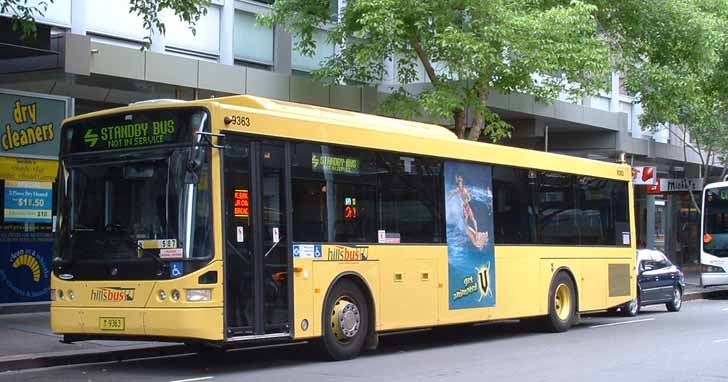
{"left": 0, "top": 0, "right": 717, "bottom": 304}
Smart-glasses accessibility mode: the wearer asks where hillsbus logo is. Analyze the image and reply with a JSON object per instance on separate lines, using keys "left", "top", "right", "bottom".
{"left": 90, "top": 287, "right": 135, "bottom": 302}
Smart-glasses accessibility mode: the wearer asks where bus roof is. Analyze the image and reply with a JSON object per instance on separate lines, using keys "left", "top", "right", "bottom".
{"left": 214, "top": 95, "right": 631, "bottom": 181}
{"left": 61, "top": 95, "right": 631, "bottom": 181}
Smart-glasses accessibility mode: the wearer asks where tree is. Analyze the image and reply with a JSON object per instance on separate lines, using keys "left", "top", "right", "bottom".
{"left": 592, "top": 0, "right": 728, "bottom": 210}
{"left": 261, "top": 0, "right": 612, "bottom": 141}
{"left": 1, "top": 0, "right": 210, "bottom": 46}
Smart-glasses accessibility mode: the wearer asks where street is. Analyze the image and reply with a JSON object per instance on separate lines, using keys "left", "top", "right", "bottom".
{"left": 2, "top": 298, "right": 728, "bottom": 382}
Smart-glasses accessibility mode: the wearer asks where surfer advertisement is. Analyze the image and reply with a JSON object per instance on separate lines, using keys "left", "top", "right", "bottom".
{"left": 444, "top": 161, "right": 496, "bottom": 310}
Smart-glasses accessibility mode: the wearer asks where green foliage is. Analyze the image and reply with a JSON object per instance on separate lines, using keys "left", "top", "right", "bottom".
{"left": 1, "top": 0, "right": 209, "bottom": 47}
{"left": 128, "top": 0, "right": 211, "bottom": 47}
{"left": 1, "top": 0, "right": 51, "bottom": 39}
{"left": 593, "top": 0, "right": 728, "bottom": 176}
{"left": 261, "top": 0, "right": 612, "bottom": 141}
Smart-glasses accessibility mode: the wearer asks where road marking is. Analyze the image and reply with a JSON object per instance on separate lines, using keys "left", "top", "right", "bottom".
{"left": 589, "top": 318, "right": 655, "bottom": 329}
{"left": 169, "top": 377, "right": 213, "bottom": 382}
{"left": 712, "top": 338, "right": 728, "bottom": 343}
{"left": 721, "top": 307, "right": 728, "bottom": 311}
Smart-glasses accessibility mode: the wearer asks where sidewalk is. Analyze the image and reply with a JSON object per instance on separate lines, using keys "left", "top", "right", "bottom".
{"left": 0, "top": 312, "right": 188, "bottom": 372}
{"left": 2, "top": 285, "right": 727, "bottom": 372}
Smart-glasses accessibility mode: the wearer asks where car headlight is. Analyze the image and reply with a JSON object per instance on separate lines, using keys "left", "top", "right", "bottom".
{"left": 186, "top": 289, "right": 212, "bottom": 302}
{"left": 702, "top": 265, "right": 725, "bottom": 273}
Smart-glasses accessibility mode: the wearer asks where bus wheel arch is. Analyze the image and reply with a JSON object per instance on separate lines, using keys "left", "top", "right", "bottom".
{"left": 320, "top": 272, "right": 377, "bottom": 360}
{"left": 544, "top": 268, "right": 579, "bottom": 332}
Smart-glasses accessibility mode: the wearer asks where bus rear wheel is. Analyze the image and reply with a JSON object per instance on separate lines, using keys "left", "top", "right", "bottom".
{"left": 543, "top": 272, "right": 577, "bottom": 332}
{"left": 320, "top": 279, "right": 369, "bottom": 361}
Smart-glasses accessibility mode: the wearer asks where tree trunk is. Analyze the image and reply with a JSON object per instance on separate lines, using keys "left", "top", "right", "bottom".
{"left": 682, "top": 126, "right": 701, "bottom": 213}
{"left": 453, "top": 109, "right": 466, "bottom": 138}
{"left": 466, "top": 88, "right": 488, "bottom": 141}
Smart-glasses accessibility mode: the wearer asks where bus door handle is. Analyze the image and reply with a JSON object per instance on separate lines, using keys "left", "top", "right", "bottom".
{"left": 263, "top": 235, "right": 285, "bottom": 258}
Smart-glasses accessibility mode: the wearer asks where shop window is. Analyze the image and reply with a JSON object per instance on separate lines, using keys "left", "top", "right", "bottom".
{"left": 233, "top": 11, "right": 274, "bottom": 65}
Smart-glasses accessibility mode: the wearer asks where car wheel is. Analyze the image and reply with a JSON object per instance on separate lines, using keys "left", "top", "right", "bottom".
{"left": 666, "top": 286, "right": 682, "bottom": 312}
{"left": 621, "top": 294, "right": 640, "bottom": 317}
{"left": 319, "top": 279, "right": 369, "bottom": 361}
{"left": 541, "top": 272, "right": 577, "bottom": 332}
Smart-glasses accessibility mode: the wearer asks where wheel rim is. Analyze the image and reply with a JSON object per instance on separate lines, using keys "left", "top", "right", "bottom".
{"left": 331, "top": 297, "right": 361, "bottom": 342}
{"left": 673, "top": 288, "right": 681, "bottom": 309}
{"left": 554, "top": 283, "right": 572, "bottom": 321}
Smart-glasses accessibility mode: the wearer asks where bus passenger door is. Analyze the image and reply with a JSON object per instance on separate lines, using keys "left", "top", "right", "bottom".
{"left": 223, "top": 136, "right": 291, "bottom": 338}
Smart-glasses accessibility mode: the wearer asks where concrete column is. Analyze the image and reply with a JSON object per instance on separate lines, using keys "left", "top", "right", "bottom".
{"left": 273, "top": 28, "right": 292, "bottom": 75}
{"left": 609, "top": 72, "right": 620, "bottom": 112}
{"left": 71, "top": 0, "right": 87, "bottom": 35}
{"left": 646, "top": 194, "right": 656, "bottom": 249}
{"left": 219, "top": 0, "right": 234, "bottom": 65}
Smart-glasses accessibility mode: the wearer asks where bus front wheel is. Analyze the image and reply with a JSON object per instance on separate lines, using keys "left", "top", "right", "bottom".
{"left": 543, "top": 272, "right": 577, "bottom": 332}
{"left": 320, "top": 279, "right": 369, "bottom": 361}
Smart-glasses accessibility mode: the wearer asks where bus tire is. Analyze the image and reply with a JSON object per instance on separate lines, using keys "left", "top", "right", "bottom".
{"left": 543, "top": 271, "right": 577, "bottom": 332}
{"left": 320, "top": 279, "right": 369, "bottom": 361}
{"left": 621, "top": 292, "right": 640, "bottom": 317}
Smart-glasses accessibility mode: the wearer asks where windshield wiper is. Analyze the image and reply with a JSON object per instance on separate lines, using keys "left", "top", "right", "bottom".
{"left": 131, "top": 241, "right": 168, "bottom": 268}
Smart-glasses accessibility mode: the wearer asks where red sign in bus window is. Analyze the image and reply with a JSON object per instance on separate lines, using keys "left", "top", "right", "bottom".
{"left": 234, "top": 189, "right": 249, "bottom": 218}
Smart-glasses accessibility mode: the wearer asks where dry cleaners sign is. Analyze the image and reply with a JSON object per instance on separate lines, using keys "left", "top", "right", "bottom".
{"left": 0, "top": 90, "right": 70, "bottom": 159}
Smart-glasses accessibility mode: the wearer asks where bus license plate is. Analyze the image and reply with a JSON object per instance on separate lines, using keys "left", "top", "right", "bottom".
{"left": 99, "top": 317, "right": 125, "bottom": 331}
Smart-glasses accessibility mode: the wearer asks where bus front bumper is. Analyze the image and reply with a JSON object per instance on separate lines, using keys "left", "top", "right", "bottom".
{"left": 51, "top": 307, "right": 224, "bottom": 341}
{"left": 701, "top": 273, "right": 728, "bottom": 287}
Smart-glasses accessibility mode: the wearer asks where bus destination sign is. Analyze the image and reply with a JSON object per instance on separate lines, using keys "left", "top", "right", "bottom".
{"left": 83, "top": 120, "right": 176, "bottom": 150}
{"left": 311, "top": 153, "right": 359, "bottom": 175}
{"left": 62, "top": 108, "right": 206, "bottom": 154}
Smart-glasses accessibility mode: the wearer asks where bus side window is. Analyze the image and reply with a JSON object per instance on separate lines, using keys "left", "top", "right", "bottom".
{"left": 492, "top": 166, "right": 536, "bottom": 245}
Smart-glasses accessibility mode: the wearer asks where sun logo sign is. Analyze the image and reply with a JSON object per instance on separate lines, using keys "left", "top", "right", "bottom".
{"left": 0, "top": 248, "right": 50, "bottom": 301}
{"left": 12, "top": 253, "right": 42, "bottom": 282}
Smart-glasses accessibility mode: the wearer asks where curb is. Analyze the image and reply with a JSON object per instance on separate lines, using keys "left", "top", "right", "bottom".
{"left": 0, "top": 344, "right": 191, "bottom": 373}
{"left": 0, "top": 303, "right": 50, "bottom": 315}
{"left": 684, "top": 288, "right": 728, "bottom": 302}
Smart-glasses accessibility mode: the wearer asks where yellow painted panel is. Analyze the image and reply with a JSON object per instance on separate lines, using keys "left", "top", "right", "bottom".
{"left": 379, "top": 258, "right": 438, "bottom": 330}
{"left": 144, "top": 308, "right": 224, "bottom": 340}
{"left": 292, "top": 257, "right": 315, "bottom": 339}
{"left": 51, "top": 306, "right": 145, "bottom": 336}
{"left": 311, "top": 256, "right": 381, "bottom": 337}
{"left": 51, "top": 307, "right": 224, "bottom": 340}
{"left": 579, "top": 260, "right": 607, "bottom": 311}
{"left": 0, "top": 156, "right": 58, "bottom": 182}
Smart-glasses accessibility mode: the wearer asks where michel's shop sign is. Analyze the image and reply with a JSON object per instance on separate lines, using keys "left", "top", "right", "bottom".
{"left": 0, "top": 90, "right": 68, "bottom": 159}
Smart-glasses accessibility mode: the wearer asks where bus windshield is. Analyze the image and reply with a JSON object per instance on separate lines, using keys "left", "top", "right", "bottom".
{"left": 704, "top": 186, "right": 728, "bottom": 257}
{"left": 54, "top": 108, "right": 213, "bottom": 280}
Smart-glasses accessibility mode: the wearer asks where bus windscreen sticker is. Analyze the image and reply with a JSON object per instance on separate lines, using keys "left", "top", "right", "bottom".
{"left": 444, "top": 161, "right": 496, "bottom": 310}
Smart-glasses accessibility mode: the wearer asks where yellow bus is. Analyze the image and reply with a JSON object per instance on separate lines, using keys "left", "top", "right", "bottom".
{"left": 51, "top": 95, "right": 636, "bottom": 360}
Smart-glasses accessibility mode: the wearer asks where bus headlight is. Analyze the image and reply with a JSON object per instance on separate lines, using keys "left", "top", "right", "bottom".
{"left": 171, "top": 290, "right": 181, "bottom": 301}
{"left": 68, "top": 290, "right": 75, "bottom": 300}
{"left": 58, "top": 290, "right": 64, "bottom": 300}
{"left": 186, "top": 289, "right": 212, "bottom": 302}
{"left": 702, "top": 265, "right": 725, "bottom": 273}
{"left": 158, "top": 290, "right": 167, "bottom": 301}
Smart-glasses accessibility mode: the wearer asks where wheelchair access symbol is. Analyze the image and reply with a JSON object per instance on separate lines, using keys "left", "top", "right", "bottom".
{"left": 170, "top": 262, "right": 184, "bottom": 279}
